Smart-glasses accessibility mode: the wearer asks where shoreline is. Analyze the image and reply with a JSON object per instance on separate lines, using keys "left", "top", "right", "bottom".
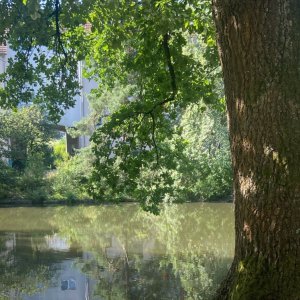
{"left": 0, "top": 196, "right": 233, "bottom": 208}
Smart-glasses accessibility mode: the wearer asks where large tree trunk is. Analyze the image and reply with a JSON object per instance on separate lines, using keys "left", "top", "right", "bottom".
{"left": 212, "top": 1, "right": 300, "bottom": 299}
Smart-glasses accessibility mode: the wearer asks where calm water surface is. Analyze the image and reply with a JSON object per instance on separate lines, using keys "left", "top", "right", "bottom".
{"left": 0, "top": 203, "right": 234, "bottom": 300}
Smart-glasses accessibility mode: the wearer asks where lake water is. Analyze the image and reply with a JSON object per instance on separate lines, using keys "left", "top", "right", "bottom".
{"left": 0, "top": 203, "right": 234, "bottom": 300}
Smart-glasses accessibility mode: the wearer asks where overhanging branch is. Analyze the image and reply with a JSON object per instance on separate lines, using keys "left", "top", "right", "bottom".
{"left": 163, "top": 32, "right": 177, "bottom": 95}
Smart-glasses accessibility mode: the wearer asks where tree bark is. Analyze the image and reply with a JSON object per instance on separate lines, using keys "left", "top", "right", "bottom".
{"left": 212, "top": 1, "right": 300, "bottom": 299}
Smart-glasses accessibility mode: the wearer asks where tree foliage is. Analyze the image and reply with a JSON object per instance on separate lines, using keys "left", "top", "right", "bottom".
{"left": 0, "top": 0, "right": 228, "bottom": 210}
{"left": 0, "top": 0, "right": 93, "bottom": 120}
{"left": 0, "top": 105, "right": 54, "bottom": 169}
{"left": 63, "top": 93, "right": 232, "bottom": 208}
{"left": 172, "top": 103, "right": 232, "bottom": 201}
{"left": 84, "top": 1, "right": 222, "bottom": 209}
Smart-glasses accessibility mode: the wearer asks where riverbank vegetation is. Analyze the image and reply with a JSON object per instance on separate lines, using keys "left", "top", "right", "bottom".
{"left": 0, "top": 9, "right": 232, "bottom": 205}
{"left": 0, "top": 106, "right": 54, "bottom": 202}
{"left": 0, "top": 100, "right": 232, "bottom": 204}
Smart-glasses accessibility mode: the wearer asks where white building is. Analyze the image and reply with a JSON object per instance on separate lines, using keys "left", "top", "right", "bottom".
{"left": 60, "top": 59, "right": 96, "bottom": 150}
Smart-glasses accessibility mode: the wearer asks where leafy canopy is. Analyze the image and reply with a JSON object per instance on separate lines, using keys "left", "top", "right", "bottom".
{"left": 0, "top": 0, "right": 224, "bottom": 210}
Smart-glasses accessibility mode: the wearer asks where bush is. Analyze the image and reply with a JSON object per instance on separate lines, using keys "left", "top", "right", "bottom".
{"left": 0, "top": 106, "right": 56, "bottom": 203}
{"left": 0, "top": 160, "right": 19, "bottom": 201}
{"left": 18, "top": 154, "right": 49, "bottom": 203}
{"left": 49, "top": 147, "right": 93, "bottom": 201}
{"left": 51, "top": 138, "right": 69, "bottom": 167}
{"left": 0, "top": 154, "right": 50, "bottom": 203}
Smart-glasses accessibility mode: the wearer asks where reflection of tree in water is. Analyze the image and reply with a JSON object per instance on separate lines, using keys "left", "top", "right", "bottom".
{"left": 53, "top": 203, "right": 234, "bottom": 299}
{"left": 78, "top": 255, "right": 183, "bottom": 299}
{"left": 155, "top": 203, "right": 234, "bottom": 299}
{"left": 0, "top": 232, "right": 59, "bottom": 299}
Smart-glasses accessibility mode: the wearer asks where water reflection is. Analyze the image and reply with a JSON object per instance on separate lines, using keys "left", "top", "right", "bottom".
{"left": 0, "top": 203, "right": 234, "bottom": 299}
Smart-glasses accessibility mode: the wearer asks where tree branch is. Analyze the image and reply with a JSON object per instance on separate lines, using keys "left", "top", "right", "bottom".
{"left": 141, "top": 32, "right": 178, "bottom": 115}
{"left": 163, "top": 32, "right": 177, "bottom": 95}
{"left": 100, "top": 32, "right": 178, "bottom": 164}
{"left": 150, "top": 111, "right": 159, "bottom": 165}
{"left": 54, "top": 0, "right": 67, "bottom": 62}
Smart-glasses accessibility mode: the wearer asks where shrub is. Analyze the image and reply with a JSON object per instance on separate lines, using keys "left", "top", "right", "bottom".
{"left": 49, "top": 147, "right": 93, "bottom": 201}
{"left": 18, "top": 154, "right": 50, "bottom": 203}
{"left": 51, "top": 138, "right": 69, "bottom": 167}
